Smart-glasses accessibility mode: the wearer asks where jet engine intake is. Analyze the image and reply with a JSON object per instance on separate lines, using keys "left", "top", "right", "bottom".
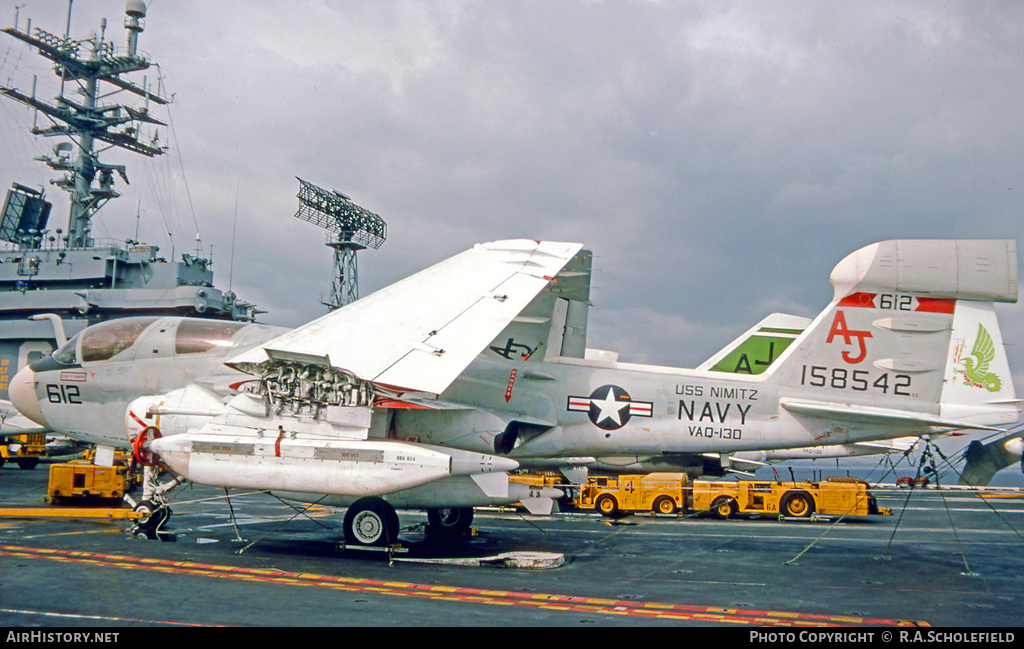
{"left": 494, "top": 420, "right": 551, "bottom": 455}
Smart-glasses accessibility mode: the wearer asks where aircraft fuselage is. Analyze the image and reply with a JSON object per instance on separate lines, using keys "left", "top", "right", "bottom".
{"left": 395, "top": 354, "right": 935, "bottom": 459}
{"left": 11, "top": 307, "right": 1018, "bottom": 465}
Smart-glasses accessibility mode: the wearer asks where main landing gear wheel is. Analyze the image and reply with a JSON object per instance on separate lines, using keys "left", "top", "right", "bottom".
{"left": 780, "top": 490, "right": 815, "bottom": 518}
{"left": 344, "top": 497, "right": 400, "bottom": 547}
{"left": 426, "top": 507, "right": 474, "bottom": 538}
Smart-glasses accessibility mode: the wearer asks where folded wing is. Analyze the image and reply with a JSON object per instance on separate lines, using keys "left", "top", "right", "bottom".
{"left": 229, "top": 240, "right": 583, "bottom": 395}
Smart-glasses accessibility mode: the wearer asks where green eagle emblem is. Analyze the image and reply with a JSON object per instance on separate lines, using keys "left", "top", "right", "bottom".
{"left": 959, "top": 324, "right": 1002, "bottom": 392}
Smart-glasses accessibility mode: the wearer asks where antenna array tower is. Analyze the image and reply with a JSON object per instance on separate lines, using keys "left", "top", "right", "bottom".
{"left": 1, "top": 0, "right": 170, "bottom": 248}
{"left": 294, "top": 177, "right": 387, "bottom": 310}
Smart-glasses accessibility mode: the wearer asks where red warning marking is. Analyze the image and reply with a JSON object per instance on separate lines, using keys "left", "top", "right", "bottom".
{"left": 275, "top": 426, "right": 285, "bottom": 458}
{"left": 128, "top": 410, "right": 147, "bottom": 428}
{"left": 374, "top": 398, "right": 430, "bottom": 410}
{"left": 838, "top": 292, "right": 877, "bottom": 308}
{"left": 915, "top": 297, "right": 956, "bottom": 314}
{"left": 838, "top": 291, "right": 955, "bottom": 314}
{"left": 505, "top": 369, "right": 517, "bottom": 402}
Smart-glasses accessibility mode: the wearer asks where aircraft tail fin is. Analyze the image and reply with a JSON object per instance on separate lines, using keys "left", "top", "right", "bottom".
{"left": 767, "top": 240, "right": 1019, "bottom": 431}
{"left": 940, "top": 301, "right": 1018, "bottom": 424}
{"left": 697, "top": 313, "right": 810, "bottom": 375}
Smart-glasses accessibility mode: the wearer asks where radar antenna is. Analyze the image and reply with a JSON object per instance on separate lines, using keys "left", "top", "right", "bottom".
{"left": 1, "top": 0, "right": 170, "bottom": 248}
{"left": 294, "top": 177, "right": 387, "bottom": 310}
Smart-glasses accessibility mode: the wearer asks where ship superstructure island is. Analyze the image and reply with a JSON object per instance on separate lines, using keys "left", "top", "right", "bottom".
{"left": 0, "top": 1, "right": 260, "bottom": 400}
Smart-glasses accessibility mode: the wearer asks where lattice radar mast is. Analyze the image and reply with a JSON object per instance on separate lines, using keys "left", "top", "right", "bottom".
{"left": 293, "top": 177, "right": 387, "bottom": 310}
{"left": 1, "top": 0, "right": 170, "bottom": 249}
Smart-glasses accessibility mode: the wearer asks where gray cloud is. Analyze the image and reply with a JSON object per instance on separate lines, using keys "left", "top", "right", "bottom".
{"left": 2, "top": 0, "right": 1022, "bottom": 387}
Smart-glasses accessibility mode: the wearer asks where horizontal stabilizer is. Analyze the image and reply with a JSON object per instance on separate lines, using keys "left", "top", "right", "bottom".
{"left": 830, "top": 240, "right": 1017, "bottom": 303}
{"left": 780, "top": 398, "right": 1005, "bottom": 432}
{"left": 959, "top": 434, "right": 1024, "bottom": 486}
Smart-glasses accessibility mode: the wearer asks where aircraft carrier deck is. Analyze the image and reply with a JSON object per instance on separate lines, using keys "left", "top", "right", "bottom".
{"left": 0, "top": 465, "right": 1021, "bottom": 630}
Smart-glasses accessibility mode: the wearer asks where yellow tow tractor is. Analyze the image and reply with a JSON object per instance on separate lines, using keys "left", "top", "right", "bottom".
{"left": 0, "top": 432, "right": 47, "bottom": 470}
{"left": 0, "top": 450, "right": 149, "bottom": 527}
{"left": 573, "top": 472, "right": 891, "bottom": 520}
{"left": 45, "top": 450, "right": 141, "bottom": 504}
{"left": 577, "top": 473, "right": 689, "bottom": 516}
{"left": 692, "top": 476, "right": 890, "bottom": 519}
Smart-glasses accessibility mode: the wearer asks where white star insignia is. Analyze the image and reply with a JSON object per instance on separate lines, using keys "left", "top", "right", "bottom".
{"left": 591, "top": 386, "right": 629, "bottom": 427}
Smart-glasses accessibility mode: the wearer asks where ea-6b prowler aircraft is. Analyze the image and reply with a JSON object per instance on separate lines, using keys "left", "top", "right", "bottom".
{"left": 9, "top": 239, "right": 1022, "bottom": 545}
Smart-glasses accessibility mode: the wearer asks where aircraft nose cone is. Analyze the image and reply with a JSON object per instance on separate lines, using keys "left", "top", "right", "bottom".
{"left": 9, "top": 366, "right": 47, "bottom": 428}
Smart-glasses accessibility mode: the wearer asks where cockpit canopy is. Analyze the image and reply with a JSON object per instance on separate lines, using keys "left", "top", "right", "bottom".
{"left": 49, "top": 317, "right": 250, "bottom": 366}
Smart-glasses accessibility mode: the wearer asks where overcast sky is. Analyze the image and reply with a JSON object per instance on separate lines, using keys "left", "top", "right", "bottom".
{"left": 1, "top": 1, "right": 1022, "bottom": 390}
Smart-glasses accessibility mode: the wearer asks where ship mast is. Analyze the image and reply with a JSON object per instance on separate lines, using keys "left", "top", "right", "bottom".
{"left": 1, "top": 0, "right": 169, "bottom": 248}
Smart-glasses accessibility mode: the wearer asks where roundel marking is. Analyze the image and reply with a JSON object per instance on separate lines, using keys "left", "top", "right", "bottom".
{"left": 567, "top": 385, "right": 653, "bottom": 431}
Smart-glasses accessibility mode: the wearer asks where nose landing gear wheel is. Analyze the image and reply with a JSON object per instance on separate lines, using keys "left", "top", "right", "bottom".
{"left": 133, "top": 499, "right": 171, "bottom": 533}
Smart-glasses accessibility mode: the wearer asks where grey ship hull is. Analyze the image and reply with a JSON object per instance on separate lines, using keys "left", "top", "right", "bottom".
{"left": 0, "top": 240, "right": 256, "bottom": 400}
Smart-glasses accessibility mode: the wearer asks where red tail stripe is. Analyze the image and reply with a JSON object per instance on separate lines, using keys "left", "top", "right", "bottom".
{"left": 915, "top": 297, "right": 956, "bottom": 314}
{"left": 837, "top": 292, "right": 877, "bottom": 308}
{"left": 837, "top": 292, "right": 956, "bottom": 314}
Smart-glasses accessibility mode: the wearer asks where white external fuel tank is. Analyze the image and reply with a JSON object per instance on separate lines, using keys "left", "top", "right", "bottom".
{"left": 148, "top": 423, "right": 519, "bottom": 497}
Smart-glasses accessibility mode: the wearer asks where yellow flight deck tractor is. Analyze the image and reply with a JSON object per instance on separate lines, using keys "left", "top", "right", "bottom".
{"left": 576, "top": 473, "right": 688, "bottom": 516}
{"left": 0, "top": 433, "right": 47, "bottom": 470}
{"left": 568, "top": 472, "right": 891, "bottom": 520}
{"left": 691, "top": 476, "right": 890, "bottom": 519}
{"left": 0, "top": 449, "right": 146, "bottom": 525}
{"left": 45, "top": 451, "right": 140, "bottom": 504}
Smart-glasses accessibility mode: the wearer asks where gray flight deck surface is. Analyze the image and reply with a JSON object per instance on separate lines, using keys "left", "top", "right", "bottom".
{"left": 0, "top": 465, "right": 1021, "bottom": 628}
